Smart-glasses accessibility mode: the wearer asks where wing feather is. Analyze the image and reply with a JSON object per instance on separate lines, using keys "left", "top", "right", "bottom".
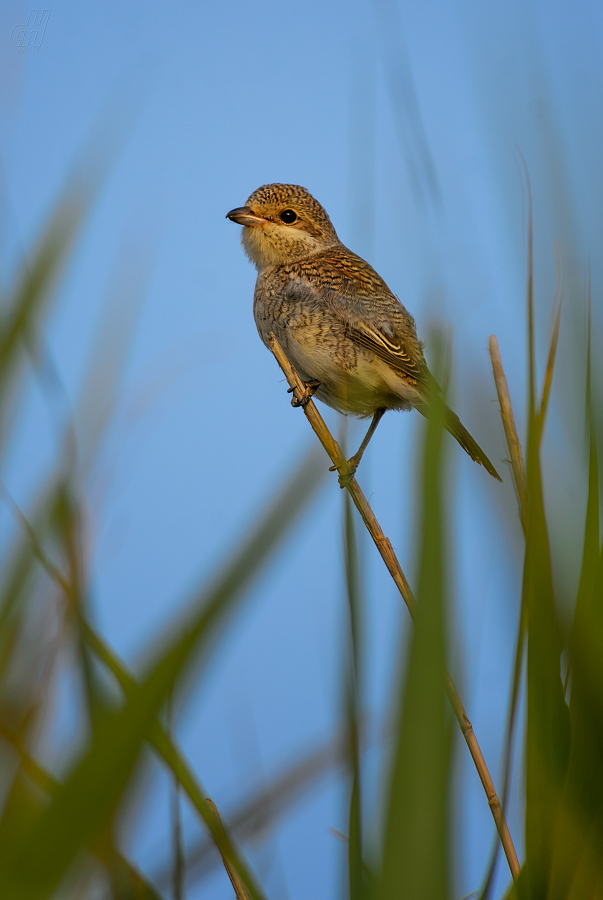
{"left": 343, "top": 319, "right": 427, "bottom": 386}
{"left": 282, "top": 251, "right": 429, "bottom": 389}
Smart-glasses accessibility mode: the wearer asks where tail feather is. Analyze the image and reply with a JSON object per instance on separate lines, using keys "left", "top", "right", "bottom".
{"left": 444, "top": 406, "right": 502, "bottom": 482}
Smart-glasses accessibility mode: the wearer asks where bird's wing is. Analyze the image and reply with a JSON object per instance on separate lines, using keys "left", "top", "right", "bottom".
{"left": 284, "top": 250, "right": 430, "bottom": 387}
{"left": 342, "top": 315, "right": 427, "bottom": 387}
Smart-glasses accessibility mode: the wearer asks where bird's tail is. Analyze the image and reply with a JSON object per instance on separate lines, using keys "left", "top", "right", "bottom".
{"left": 442, "top": 406, "right": 502, "bottom": 481}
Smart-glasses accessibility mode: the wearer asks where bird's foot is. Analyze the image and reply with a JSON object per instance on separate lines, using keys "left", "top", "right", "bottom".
{"left": 329, "top": 453, "right": 361, "bottom": 489}
{"left": 289, "top": 379, "right": 321, "bottom": 408}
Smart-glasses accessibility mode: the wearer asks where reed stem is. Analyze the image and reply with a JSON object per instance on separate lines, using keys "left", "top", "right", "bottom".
{"left": 268, "top": 332, "right": 520, "bottom": 881}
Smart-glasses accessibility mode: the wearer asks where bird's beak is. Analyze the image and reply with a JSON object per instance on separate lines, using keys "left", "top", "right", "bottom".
{"left": 226, "top": 206, "right": 267, "bottom": 227}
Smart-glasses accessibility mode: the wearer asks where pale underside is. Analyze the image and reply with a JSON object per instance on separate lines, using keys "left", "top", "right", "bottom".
{"left": 256, "top": 316, "right": 421, "bottom": 419}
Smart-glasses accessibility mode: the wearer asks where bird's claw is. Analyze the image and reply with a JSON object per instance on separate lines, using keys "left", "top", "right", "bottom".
{"left": 329, "top": 457, "right": 359, "bottom": 488}
{"left": 291, "top": 395, "right": 310, "bottom": 408}
{"left": 290, "top": 380, "right": 321, "bottom": 408}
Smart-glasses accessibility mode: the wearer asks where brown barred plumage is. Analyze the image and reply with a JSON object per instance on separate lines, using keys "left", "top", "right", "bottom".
{"left": 227, "top": 184, "right": 501, "bottom": 482}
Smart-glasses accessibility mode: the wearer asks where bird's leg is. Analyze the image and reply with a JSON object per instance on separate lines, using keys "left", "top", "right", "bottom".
{"left": 289, "top": 379, "right": 321, "bottom": 408}
{"left": 331, "top": 408, "right": 386, "bottom": 487}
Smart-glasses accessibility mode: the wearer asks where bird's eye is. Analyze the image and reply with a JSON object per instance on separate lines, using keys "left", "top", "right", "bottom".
{"left": 279, "top": 209, "right": 297, "bottom": 224}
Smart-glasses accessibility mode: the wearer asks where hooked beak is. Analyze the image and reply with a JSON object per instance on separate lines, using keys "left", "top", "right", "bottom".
{"left": 226, "top": 206, "right": 267, "bottom": 227}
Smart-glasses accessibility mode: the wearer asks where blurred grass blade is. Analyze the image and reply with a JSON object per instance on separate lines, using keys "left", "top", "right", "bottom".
{"left": 104, "top": 849, "right": 167, "bottom": 900}
{"left": 537, "top": 299, "right": 562, "bottom": 434}
{"left": 74, "top": 235, "right": 153, "bottom": 474}
{"left": 548, "top": 292, "right": 603, "bottom": 899}
{"left": 521, "top": 208, "right": 571, "bottom": 899}
{"left": 1, "top": 484, "right": 286, "bottom": 897}
{"left": 0, "top": 722, "right": 166, "bottom": 900}
{"left": 0, "top": 176, "right": 101, "bottom": 459}
{"left": 343, "top": 492, "right": 364, "bottom": 900}
{"left": 549, "top": 545, "right": 603, "bottom": 900}
{"left": 374, "top": 365, "right": 451, "bottom": 900}
{"left": 0, "top": 446, "right": 325, "bottom": 900}
{"left": 523, "top": 157, "right": 536, "bottom": 423}
{"left": 168, "top": 695, "right": 184, "bottom": 900}
{"left": 373, "top": 0, "right": 442, "bottom": 210}
{"left": 488, "top": 335, "right": 528, "bottom": 532}
{"left": 479, "top": 332, "right": 535, "bottom": 900}
{"left": 51, "top": 481, "right": 109, "bottom": 733}
{"left": 477, "top": 627, "right": 526, "bottom": 900}
{"left": 160, "top": 725, "right": 374, "bottom": 890}
{"left": 205, "top": 799, "right": 253, "bottom": 900}
{"left": 84, "top": 621, "right": 263, "bottom": 897}
{"left": 470, "top": 240, "right": 562, "bottom": 900}
{"left": 0, "top": 509, "right": 38, "bottom": 681}
{"left": 538, "top": 238, "right": 563, "bottom": 433}
{"left": 0, "top": 475, "right": 71, "bottom": 700}
{"left": 573, "top": 281, "right": 600, "bottom": 615}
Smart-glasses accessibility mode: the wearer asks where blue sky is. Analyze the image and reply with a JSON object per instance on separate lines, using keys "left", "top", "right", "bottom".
{"left": 1, "top": 0, "right": 602, "bottom": 897}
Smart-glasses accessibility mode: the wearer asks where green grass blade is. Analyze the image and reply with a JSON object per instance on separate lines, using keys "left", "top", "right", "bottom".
{"left": 86, "top": 624, "right": 266, "bottom": 900}
{"left": 548, "top": 546, "right": 603, "bottom": 900}
{"left": 0, "top": 474, "right": 66, "bottom": 629}
{"left": 478, "top": 287, "right": 561, "bottom": 899}
{"left": 0, "top": 526, "right": 37, "bottom": 682}
{"left": 157, "top": 726, "right": 367, "bottom": 890}
{"left": 547, "top": 295, "right": 603, "bottom": 899}
{"left": 168, "top": 695, "right": 185, "bottom": 900}
{"left": 523, "top": 157, "right": 536, "bottom": 423}
{"left": 521, "top": 272, "right": 571, "bottom": 900}
{"left": 0, "top": 485, "right": 276, "bottom": 897}
{"left": 0, "top": 446, "right": 326, "bottom": 900}
{"left": 373, "top": 375, "right": 451, "bottom": 900}
{"left": 573, "top": 285, "right": 600, "bottom": 609}
{"left": 343, "top": 492, "right": 364, "bottom": 900}
{"left": 476, "top": 624, "right": 526, "bottom": 900}
{"left": 522, "top": 467, "right": 570, "bottom": 898}
{"left": 0, "top": 722, "right": 166, "bottom": 900}
{"left": 0, "top": 179, "right": 101, "bottom": 459}
{"left": 538, "top": 300, "right": 562, "bottom": 433}
{"left": 538, "top": 239, "right": 564, "bottom": 433}
{"left": 51, "top": 481, "right": 108, "bottom": 732}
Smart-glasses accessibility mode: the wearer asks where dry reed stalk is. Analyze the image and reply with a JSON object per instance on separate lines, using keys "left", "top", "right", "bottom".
{"left": 488, "top": 336, "right": 529, "bottom": 534}
{"left": 205, "top": 800, "right": 253, "bottom": 900}
{"left": 268, "top": 332, "right": 520, "bottom": 881}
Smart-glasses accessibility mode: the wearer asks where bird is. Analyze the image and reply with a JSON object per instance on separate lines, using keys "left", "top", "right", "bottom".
{"left": 226, "top": 183, "right": 501, "bottom": 484}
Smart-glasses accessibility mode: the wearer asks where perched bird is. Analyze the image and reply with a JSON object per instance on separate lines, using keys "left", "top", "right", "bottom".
{"left": 227, "top": 183, "right": 501, "bottom": 483}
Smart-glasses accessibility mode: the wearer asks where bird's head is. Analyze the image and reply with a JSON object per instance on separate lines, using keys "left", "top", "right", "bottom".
{"left": 226, "top": 183, "right": 341, "bottom": 270}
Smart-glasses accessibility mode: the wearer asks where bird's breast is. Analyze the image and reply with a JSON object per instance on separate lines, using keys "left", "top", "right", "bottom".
{"left": 253, "top": 288, "right": 413, "bottom": 417}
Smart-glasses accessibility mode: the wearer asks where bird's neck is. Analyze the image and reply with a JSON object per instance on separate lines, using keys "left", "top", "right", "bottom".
{"left": 243, "top": 227, "right": 341, "bottom": 272}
